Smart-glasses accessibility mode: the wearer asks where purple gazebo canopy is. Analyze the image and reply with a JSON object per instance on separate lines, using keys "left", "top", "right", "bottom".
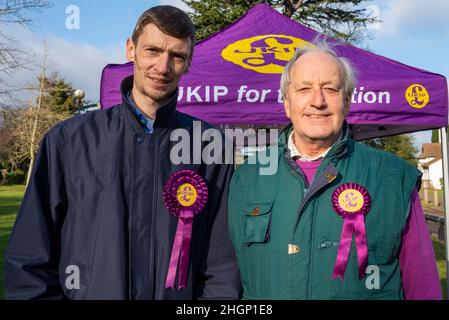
{"left": 100, "top": 3, "right": 448, "bottom": 140}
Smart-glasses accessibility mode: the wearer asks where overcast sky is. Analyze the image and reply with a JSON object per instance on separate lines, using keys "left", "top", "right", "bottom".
{"left": 3, "top": 0, "right": 448, "bottom": 149}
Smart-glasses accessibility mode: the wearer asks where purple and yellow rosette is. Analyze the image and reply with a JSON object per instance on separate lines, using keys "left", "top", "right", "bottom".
{"left": 163, "top": 169, "right": 208, "bottom": 289}
{"left": 331, "top": 183, "right": 371, "bottom": 280}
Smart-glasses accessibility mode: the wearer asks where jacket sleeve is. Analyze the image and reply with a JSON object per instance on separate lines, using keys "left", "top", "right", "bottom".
{"left": 4, "top": 126, "right": 67, "bottom": 300}
{"left": 399, "top": 189, "right": 442, "bottom": 300}
{"left": 199, "top": 162, "right": 242, "bottom": 300}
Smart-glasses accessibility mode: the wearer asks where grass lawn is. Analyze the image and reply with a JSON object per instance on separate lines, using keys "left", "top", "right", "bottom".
{"left": 432, "top": 235, "right": 447, "bottom": 299}
{"left": 0, "top": 185, "right": 25, "bottom": 300}
{"left": 0, "top": 185, "right": 447, "bottom": 299}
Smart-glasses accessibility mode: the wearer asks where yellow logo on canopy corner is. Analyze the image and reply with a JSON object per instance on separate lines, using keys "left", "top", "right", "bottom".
{"left": 338, "top": 189, "right": 364, "bottom": 213}
{"left": 405, "top": 84, "right": 430, "bottom": 109}
{"left": 221, "top": 34, "right": 314, "bottom": 74}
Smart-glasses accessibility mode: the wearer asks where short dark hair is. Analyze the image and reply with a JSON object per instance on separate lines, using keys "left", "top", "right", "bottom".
{"left": 132, "top": 5, "right": 196, "bottom": 54}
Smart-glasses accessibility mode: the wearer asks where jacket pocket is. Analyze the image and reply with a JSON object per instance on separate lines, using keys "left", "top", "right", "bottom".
{"left": 241, "top": 200, "right": 274, "bottom": 245}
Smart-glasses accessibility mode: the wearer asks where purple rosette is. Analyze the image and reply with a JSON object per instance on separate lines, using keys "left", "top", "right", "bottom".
{"left": 331, "top": 183, "right": 371, "bottom": 280}
{"left": 163, "top": 169, "right": 208, "bottom": 289}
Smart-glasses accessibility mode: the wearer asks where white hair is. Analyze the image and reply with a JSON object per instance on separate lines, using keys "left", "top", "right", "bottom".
{"left": 280, "top": 38, "right": 357, "bottom": 106}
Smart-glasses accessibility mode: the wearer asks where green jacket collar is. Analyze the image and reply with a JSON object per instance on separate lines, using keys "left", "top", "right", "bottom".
{"left": 278, "top": 121, "right": 351, "bottom": 162}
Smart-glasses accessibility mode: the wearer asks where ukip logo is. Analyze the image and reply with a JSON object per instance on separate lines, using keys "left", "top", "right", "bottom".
{"left": 176, "top": 183, "right": 197, "bottom": 207}
{"left": 221, "top": 34, "right": 313, "bottom": 74}
{"left": 338, "top": 190, "right": 364, "bottom": 213}
{"left": 405, "top": 84, "right": 430, "bottom": 109}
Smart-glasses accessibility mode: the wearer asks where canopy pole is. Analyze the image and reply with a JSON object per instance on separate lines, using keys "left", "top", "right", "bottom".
{"left": 440, "top": 126, "right": 449, "bottom": 299}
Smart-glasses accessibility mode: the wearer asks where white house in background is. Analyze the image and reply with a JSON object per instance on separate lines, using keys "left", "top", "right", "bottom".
{"left": 417, "top": 143, "right": 443, "bottom": 189}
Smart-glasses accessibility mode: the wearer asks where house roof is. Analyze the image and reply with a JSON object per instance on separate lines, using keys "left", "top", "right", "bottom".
{"left": 427, "top": 157, "right": 442, "bottom": 167}
{"left": 418, "top": 143, "right": 442, "bottom": 160}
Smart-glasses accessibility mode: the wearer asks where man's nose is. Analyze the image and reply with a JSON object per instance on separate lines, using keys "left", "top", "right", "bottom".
{"left": 310, "top": 88, "right": 326, "bottom": 108}
{"left": 154, "top": 54, "right": 171, "bottom": 74}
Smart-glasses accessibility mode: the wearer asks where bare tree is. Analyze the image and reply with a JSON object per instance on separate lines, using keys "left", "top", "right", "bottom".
{"left": 25, "top": 45, "right": 47, "bottom": 185}
{"left": 1, "top": 47, "right": 71, "bottom": 186}
{"left": 0, "top": 0, "right": 51, "bottom": 25}
{"left": 9, "top": 104, "right": 69, "bottom": 186}
{"left": 0, "top": 105, "right": 19, "bottom": 170}
{"left": 0, "top": 0, "right": 52, "bottom": 100}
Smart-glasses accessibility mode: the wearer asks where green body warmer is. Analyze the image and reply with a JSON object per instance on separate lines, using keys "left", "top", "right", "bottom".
{"left": 228, "top": 124, "right": 421, "bottom": 299}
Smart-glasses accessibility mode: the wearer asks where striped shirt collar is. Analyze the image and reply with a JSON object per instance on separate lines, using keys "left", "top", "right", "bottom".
{"left": 288, "top": 130, "right": 341, "bottom": 161}
{"left": 126, "top": 91, "right": 154, "bottom": 134}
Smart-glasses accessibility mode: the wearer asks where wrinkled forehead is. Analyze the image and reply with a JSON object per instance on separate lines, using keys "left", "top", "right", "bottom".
{"left": 290, "top": 51, "right": 343, "bottom": 84}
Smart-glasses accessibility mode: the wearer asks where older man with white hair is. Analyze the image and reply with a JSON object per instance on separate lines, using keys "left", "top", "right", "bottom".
{"left": 228, "top": 41, "right": 442, "bottom": 300}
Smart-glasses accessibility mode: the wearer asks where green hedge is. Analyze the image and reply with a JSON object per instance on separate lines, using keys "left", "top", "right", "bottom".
{"left": 1, "top": 170, "right": 26, "bottom": 185}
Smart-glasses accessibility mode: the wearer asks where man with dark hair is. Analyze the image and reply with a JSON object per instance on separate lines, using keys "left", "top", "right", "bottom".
{"left": 5, "top": 5, "right": 241, "bottom": 300}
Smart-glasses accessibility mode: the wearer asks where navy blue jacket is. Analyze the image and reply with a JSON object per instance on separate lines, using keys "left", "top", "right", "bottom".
{"left": 4, "top": 76, "right": 241, "bottom": 300}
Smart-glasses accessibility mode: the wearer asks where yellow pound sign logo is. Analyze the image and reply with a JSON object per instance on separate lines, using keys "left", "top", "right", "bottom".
{"left": 176, "top": 183, "right": 197, "bottom": 207}
{"left": 338, "top": 189, "right": 364, "bottom": 213}
{"left": 221, "top": 34, "right": 314, "bottom": 74}
{"left": 405, "top": 84, "right": 430, "bottom": 109}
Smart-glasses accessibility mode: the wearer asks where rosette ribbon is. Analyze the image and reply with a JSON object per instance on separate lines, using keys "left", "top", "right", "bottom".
{"left": 163, "top": 169, "right": 208, "bottom": 289}
{"left": 331, "top": 183, "right": 371, "bottom": 280}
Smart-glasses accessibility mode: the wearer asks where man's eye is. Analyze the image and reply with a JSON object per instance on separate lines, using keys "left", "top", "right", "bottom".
{"left": 297, "top": 88, "right": 311, "bottom": 92}
{"left": 173, "top": 55, "right": 186, "bottom": 62}
{"left": 323, "top": 87, "right": 340, "bottom": 94}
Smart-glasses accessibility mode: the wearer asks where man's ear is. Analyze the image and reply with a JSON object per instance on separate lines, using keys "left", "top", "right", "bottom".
{"left": 284, "top": 97, "right": 291, "bottom": 119}
{"left": 343, "top": 96, "right": 351, "bottom": 117}
{"left": 126, "top": 38, "right": 135, "bottom": 62}
{"left": 183, "top": 56, "right": 192, "bottom": 74}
